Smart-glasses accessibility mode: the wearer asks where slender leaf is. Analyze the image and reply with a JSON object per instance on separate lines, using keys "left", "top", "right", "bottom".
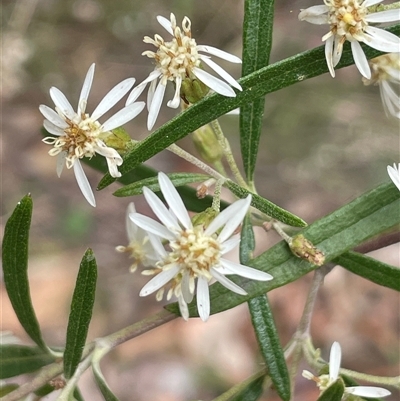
{"left": 93, "top": 360, "right": 121, "bottom": 401}
{"left": 0, "top": 385, "right": 19, "bottom": 397}
{"left": 225, "top": 180, "right": 307, "bottom": 227}
{"left": 97, "top": 24, "right": 400, "bottom": 190}
{"left": 2, "top": 195, "right": 48, "bottom": 351}
{"left": 240, "top": 0, "right": 275, "bottom": 182}
{"left": 64, "top": 249, "right": 97, "bottom": 379}
{"left": 317, "top": 380, "right": 345, "bottom": 401}
{"left": 229, "top": 375, "right": 265, "bottom": 401}
{"left": 248, "top": 296, "right": 290, "bottom": 401}
{"left": 0, "top": 345, "right": 55, "bottom": 379}
{"left": 113, "top": 173, "right": 210, "bottom": 197}
{"left": 335, "top": 251, "right": 400, "bottom": 291}
{"left": 166, "top": 182, "right": 400, "bottom": 317}
{"left": 74, "top": 387, "right": 85, "bottom": 401}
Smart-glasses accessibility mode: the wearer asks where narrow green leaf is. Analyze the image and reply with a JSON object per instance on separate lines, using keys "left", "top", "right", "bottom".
{"left": 248, "top": 296, "right": 290, "bottom": 401}
{"left": 64, "top": 249, "right": 97, "bottom": 379}
{"left": 226, "top": 180, "right": 307, "bottom": 227}
{"left": 73, "top": 387, "right": 85, "bottom": 401}
{"left": 2, "top": 195, "right": 48, "bottom": 351}
{"left": 229, "top": 375, "right": 265, "bottom": 401}
{"left": 166, "top": 182, "right": 399, "bottom": 317}
{"left": 97, "top": 24, "right": 400, "bottom": 190}
{"left": 113, "top": 173, "right": 210, "bottom": 197}
{"left": 0, "top": 345, "right": 55, "bottom": 379}
{"left": 317, "top": 380, "right": 345, "bottom": 401}
{"left": 335, "top": 251, "right": 400, "bottom": 291}
{"left": 93, "top": 361, "right": 121, "bottom": 401}
{"left": 240, "top": 0, "right": 274, "bottom": 182}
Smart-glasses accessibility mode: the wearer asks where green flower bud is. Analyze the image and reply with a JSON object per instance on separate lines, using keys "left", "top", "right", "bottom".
{"left": 192, "top": 124, "right": 223, "bottom": 164}
{"left": 180, "top": 74, "right": 210, "bottom": 104}
{"left": 289, "top": 234, "right": 325, "bottom": 266}
{"left": 191, "top": 207, "right": 219, "bottom": 229}
{"left": 102, "top": 127, "right": 135, "bottom": 155}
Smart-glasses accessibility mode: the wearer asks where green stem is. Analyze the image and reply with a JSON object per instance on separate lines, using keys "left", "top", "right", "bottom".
{"left": 210, "top": 119, "right": 249, "bottom": 189}
{"left": 339, "top": 369, "right": 400, "bottom": 388}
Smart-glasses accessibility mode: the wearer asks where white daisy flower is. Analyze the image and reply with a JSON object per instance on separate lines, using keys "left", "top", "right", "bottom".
{"left": 363, "top": 53, "right": 400, "bottom": 118}
{"left": 303, "top": 341, "right": 391, "bottom": 399}
{"left": 129, "top": 172, "right": 273, "bottom": 321}
{"left": 40, "top": 64, "right": 145, "bottom": 206}
{"left": 298, "top": 1, "right": 400, "bottom": 79}
{"left": 116, "top": 202, "right": 159, "bottom": 272}
{"left": 387, "top": 163, "right": 400, "bottom": 190}
{"left": 126, "top": 13, "right": 243, "bottom": 130}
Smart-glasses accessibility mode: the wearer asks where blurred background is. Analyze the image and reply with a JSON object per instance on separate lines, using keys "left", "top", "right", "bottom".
{"left": 1, "top": 0, "right": 399, "bottom": 400}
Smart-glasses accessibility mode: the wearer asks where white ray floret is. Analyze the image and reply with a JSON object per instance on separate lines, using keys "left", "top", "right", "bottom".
{"left": 363, "top": 53, "right": 400, "bottom": 119}
{"left": 387, "top": 163, "right": 400, "bottom": 190}
{"left": 129, "top": 172, "right": 273, "bottom": 321}
{"left": 298, "top": 1, "right": 400, "bottom": 79}
{"left": 116, "top": 203, "right": 159, "bottom": 272}
{"left": 40, "top": 63, "right": 145, "bottom": 206}
{"left": 126, "top": 13, "right": 243, "bottom": 130}
{"left": 302, "top": 341, "right": 391, "bottom": 399}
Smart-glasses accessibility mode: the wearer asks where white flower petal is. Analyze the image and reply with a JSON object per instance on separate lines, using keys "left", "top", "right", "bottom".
{"left": 204, "top": 196, "right": 251, "bottom": 241}
{"left": 193, "top": 67, "right": 236, "bottom": 97}
{"left": 219, "top": 259, "right": 273, "bottom": 281}
{"left": 380, "top": 81, "right": 400, "bottom": 118}
{"left": 148, "top": 232, "right": 168, "bottom": 258}
{"left": 73, "top": 160, "right": 96, "bottom": 207}
{"left": 365, "top": 9, "right": 400, "bottom": 23}
{"left": 200, "top": 56, "right": 242, "bottom": 91}
{"left": 345, "top": 386, "right": 391, "bottom": 398}
{"left": 329, "top": 341, "right": 341, "bottom": 381}
{"left": 210, "top": 268, "right": 247, "bottom": 295}
{"left": 196, "top": 45, "right": 242, "bottom": 63}
{"left": 126, "top": 203, "right": 138, "bottom": 240}
{"left": 147, "top": 80, "right": 166, "bottom": 130}
{"left": 196, "top": 276, "right": 210, "bottom": 321}
{"left": 178, "top": 295, "right": 189, "bottom": 320}
{"left": 158, "top": 172, "right": 192, "bottom": 229}
{"left": 77, "top": 63, "right": 95, "bottom": 115}
{"left": 43, "top": 120, "right": 65, "bottom": 136}
{"left": 130, "top": 212, "right": 176, "bottom": 241}
{"left": 351, "top": 40, "right": 371, "bottom": 79}
{"left": 324, "top": 35, "right": 336, "bottom": 77}
{"left": 298, "top": 5, "right": 329, "bottom": 24}
{"left": 332, "top": 36, "right": 342, "bottom": 67}
{"left": 91, "top": 77, "right": 136, "bottom": 121}
{"left": 218, "top": 196, "right": 252, "bottom": 243}
{"left": 56, "top": 151, "right": 66, "bottom": 177}
{"left": 387, "top": 163, "right": 400, "bottom": 190}
{"left": 364, "top": 26, "right": 400, "bottom": 53}
{"left": 181, "top": 270, "right": 194, "bottom": 303}
{"left": 167, "top": 76, "right": 182, "bottom": 108}
{"left": 126, "top": 70, "right": 162, "bottom": 106}
{"left": 49, "top": 87, "right": 76, "bottom": 120}
{"left": 139, "top": 264, "right": 180, "bottom": 296}
{"left": 220, "top": 234, "right": 241, "bottom": 254}
{"left": 363, "top": 0, "right": 384, "bottom": 7}
{"left": 157, "top": 15, "right": 174, "bottom": 35}
{"left": 147, "top": 78, "right": 158, "bottom": 112}
{"left": 102, "top": 101, "right": 145, "bottom": 132}
{"left": 143, "top": 186, "right": 182, "bottom": 232}
{"left": 39, "top": 105, "right": 68, "bottom": 128}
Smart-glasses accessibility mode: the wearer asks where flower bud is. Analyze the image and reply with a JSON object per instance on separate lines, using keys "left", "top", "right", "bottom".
{"left": 180, "top": 75, "right": 210, "bottom": 104}
{"left": 289, "top": 234, "right": 325, "bottom": 266}
{"left": 192, "top": 124, "right": 223, "bottom": 164}
{"left": 102, "top": 127, "right": 135, "bottom": 155}
{"left": 191, "top": 207, "right": 219, "bottom": 229}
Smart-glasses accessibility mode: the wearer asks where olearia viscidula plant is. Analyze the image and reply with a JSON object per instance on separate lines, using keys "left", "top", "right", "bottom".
{"left": 1, "top": 0, "right": 400, "bottom": 400}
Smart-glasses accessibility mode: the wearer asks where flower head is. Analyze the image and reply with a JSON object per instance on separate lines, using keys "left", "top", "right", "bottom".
{"left": 126, "top": 13, "right": 242, "bottom": 130}
{"left": 363, "top": 53, "right": 400, "bottom": 119}
{"left": 303, "top": 341, "right": 391, "bottom": 399}
{"left": 387, "top": 163, "right": 400, "bottom": 190}
{"left": 40, "top": 64, "right": 145, "bottom": 206}
{"left": 298, "top": 1, "right": 400, "bottom": 79}
{"left": 116, "top": 202, "right": 159, "bottom": 272}
{"left": 129, "top": 172, "right": 273, "bottom": 321}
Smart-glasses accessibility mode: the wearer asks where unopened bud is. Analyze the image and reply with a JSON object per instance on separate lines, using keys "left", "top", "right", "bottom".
{"left": 102, "top": 127, "right": 135, "bottom": 155}
{"left": 180, "top": 75, "right": 210, "bottom": 104}
{"left": 192, "top": 124, "right": 223, "bottom": 164}
{"left": 289, "top": 234, "right": 325, "bottom": 266}
{"left": 191, "top": 207, "right": 219, "bottom": 229}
